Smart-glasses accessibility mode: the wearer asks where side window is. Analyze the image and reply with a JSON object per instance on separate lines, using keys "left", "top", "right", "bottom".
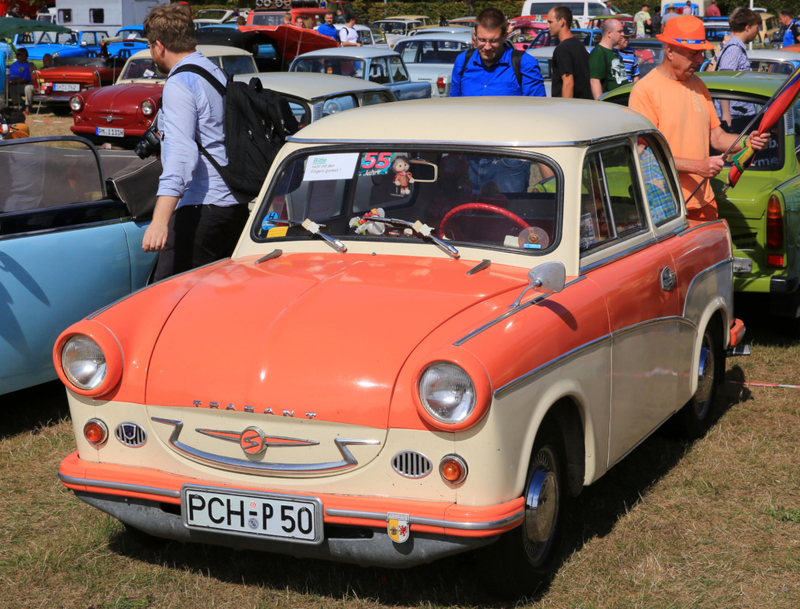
{"left": 89, "top": 8, "right": 104, "bottom": 23}
{"left": 389, "top": 56, "right": 409, "bottom": 82}
{"left": 368, "top": 57, "right": 390, "bottom": 84}
{"left": 359, "top": 30, "right": 372, "bottom": 46}
{"left": 580, "top": 144, "right": 647, "bottom": 252}
{"left": 58, "top": 8, "right": 72, "bottom": 24}
{"left": 394, "top": 40, "right": 419, "bottom": 63}
{"left": 637, "top": 136, "right": 681, "bottom": 225}
{"left": 712, "top": 95, "right": 783, "bottom": 171}
{"left": 587, "top": 2, "right": 605, "bottom": 16}
{"left": 567, "top": 3, "right": 585, "bottom": 17}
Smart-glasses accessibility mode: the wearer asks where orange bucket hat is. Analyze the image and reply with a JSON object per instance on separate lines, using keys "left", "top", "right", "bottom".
{"left": 656, "top": 15, "right": 713, "bottom": 50}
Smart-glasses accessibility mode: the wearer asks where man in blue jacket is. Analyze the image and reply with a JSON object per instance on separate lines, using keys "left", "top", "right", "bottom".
{"left": 317, "top": 12, "right": 339, "bottom": 42}
{"left": 450, "top": 7, "right": 545, "bottom": 97}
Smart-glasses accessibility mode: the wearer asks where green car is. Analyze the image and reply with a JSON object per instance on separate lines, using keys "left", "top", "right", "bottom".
{"left": 604, "top": 72, "right": 800, "bottom": 319}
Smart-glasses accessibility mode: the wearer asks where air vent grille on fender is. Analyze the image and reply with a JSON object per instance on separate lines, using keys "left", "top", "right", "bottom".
{"left": 391, "top": 450, "right": 432, "bottom": 479}
{"left": 115, "top": 422, "right": 147, "bottom": 447}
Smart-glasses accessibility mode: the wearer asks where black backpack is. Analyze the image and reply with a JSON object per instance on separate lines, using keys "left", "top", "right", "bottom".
{"left": 170, "top": 64, "right": 299, "bottom": 196}
{"left": 459, "top": 47, "right": 524, "bottom": 88}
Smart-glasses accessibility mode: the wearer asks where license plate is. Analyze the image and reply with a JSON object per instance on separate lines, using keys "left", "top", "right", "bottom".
{"left": 54, "top": 83, "right": 80, "bottom": 92}
{"left": 96, "top": 127, "right": 124, "bottom": 137}
{"left": 182, "top": 485, "right": 323, "bottom": 544}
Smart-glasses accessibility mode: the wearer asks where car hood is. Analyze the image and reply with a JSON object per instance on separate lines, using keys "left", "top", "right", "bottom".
{"left": 145, "top": 253, "right": 527, "bottom": 428}
{"left": 83, "top": 82, "right": 163, "bottom": 110}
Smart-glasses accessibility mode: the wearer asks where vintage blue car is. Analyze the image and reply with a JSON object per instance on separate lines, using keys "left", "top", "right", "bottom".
{"left": 288, "top": 47, "right": 432, "bottom": 101}
{"left": 103, "top": 26, "right": 149, "bottom": 58}
{"left": 0, "top": 136, "right": 157, "bottom": 395}
{"left": 15, "top": 30, "right": 109, "bottom": 64}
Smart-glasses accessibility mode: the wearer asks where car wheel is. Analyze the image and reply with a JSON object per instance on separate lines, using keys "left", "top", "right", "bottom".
{"left": 476, "top": 424, "right": 565, "bottom": 599}
{"left": 677, "top": 324, "right": 723, "bottom": 439}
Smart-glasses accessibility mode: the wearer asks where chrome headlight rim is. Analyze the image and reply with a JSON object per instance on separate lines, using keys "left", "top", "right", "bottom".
{"left": 61, "top": 334, "right": 108, "bottom": 391}
{"left": 417, "top": 361, "right": 476, "bottom": 426}
{"left": 54, "top": 324, "right": 123, "bottom": 397}
{"left": 69, "top": 95, "right": 84, "bottom": 112}
{"left": 140, "top": 98, "right": 156, "bottom": 116}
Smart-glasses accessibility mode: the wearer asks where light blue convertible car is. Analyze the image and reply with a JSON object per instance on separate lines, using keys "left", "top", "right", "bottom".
{"left": 0, "top": 136, "right": 157, "bottom": 395}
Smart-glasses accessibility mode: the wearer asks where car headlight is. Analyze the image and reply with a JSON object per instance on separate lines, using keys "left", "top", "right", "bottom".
{"left": 62, "top": 334, "right": 107, "bottom": 390}
{"left": 323, "top": 100, "right": 341, "bottom": 115}
{"left": 141, "top": 99, "right": 156, "bottom": 116}
{"left": 69, "top": 95, "right": 84, "bottom": 112}
{"left": 418, "top": 362, "right": 476, "bottom": 425}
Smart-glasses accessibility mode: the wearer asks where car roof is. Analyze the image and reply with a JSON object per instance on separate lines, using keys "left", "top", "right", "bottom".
{"left": 386, "top": 15, "right": 429, "bottom": 20}
{"left": 373, "top": 18, "right": 422, "bottom": 24}
{"left": 288, "top": 97, "right": 654, "bottom": 146}
{"left": 605, "top": 71, "right": 790, "bottom": 100}
{"left": 232, "top": 72, "right": 389, "bottom": 98}
{"left": 129, "top": 44, "right": 253, "bottom": 59}
{"left": 527, "top": 46, "right": 556, "bottom": 58}
{"left": 410, "top": 26, "right": 472, "bottom": 34}
{"left": 395, "top": 32, "right": 473, "bottom": 44}
{"left": 295, "top": 47, "right": 399, "bottom": 59}
{"left": 747, "top": 49, "right": 800, "bottom": 61}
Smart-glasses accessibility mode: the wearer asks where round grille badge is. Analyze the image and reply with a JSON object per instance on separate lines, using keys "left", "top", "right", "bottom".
{"left": 240, "top": 426, "right": 267, "bottom": 455}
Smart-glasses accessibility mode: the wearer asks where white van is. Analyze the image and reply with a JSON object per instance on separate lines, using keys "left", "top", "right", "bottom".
{"left": 521, "top": 0, "right": 613, "bottom": 28}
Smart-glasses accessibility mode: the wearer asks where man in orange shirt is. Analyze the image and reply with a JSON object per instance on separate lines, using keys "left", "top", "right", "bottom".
{"left": 629, "top": 16, "right": 769, "bottom": 221}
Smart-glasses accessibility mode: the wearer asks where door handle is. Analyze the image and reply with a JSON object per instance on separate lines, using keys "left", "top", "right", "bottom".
{"left": 660, "top": 266, "right": 677, "bottom": 291}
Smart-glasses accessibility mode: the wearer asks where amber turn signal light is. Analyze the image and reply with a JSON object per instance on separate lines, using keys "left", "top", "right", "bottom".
{"left": 439, "top": 455, "right": 468, "bottom": 485}
{"left": 84, "top": 419, "right": 108, "bottom": 447}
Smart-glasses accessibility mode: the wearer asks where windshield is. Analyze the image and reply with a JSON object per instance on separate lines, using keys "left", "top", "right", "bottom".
{"left": 56, "top": 32, "right": 79, "bottom": 46}
{"left": 291, "top": 57, "right": 365, "bottom": 78}
{"left": 121, "top": 55, "right": 256, "bottom": 80}
{"left": 254, "top": 149, "right": 561, "bottom": 254}
{"left": 252, "top": 13, "right": 284, "bottom": 26}
{"left": 197, "top": 10, "right": 227, "bottom": 19}
{"left": 117, "top": 29, "right": 142, "bottom": 40}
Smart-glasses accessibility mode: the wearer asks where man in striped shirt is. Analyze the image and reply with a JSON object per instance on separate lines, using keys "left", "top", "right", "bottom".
{"left": 616, "top": 24, "right": 640, "bottom": 83}
{"left": 714, "top": 8, "right": 762, "bottom": 130}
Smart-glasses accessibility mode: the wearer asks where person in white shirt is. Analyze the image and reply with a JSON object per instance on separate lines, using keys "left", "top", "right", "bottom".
{"left": 339, "top": 13, "right": 361, "bottom": 47}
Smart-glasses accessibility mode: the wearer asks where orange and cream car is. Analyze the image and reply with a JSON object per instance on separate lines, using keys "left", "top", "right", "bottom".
{"left": 56, "top": 97, "right": 743, "bottom": 595}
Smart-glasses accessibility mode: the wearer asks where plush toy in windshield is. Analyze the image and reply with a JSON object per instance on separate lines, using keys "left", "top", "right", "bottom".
{"left": 392, "top": 156, "right": 414, "bottom": 196}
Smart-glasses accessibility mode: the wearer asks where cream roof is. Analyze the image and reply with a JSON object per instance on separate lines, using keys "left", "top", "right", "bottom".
{"left": 288, "top": 96, "right": 656, "bottom": 146}
{"left": 233, "top": 72, "right": 388, "bottom": 99}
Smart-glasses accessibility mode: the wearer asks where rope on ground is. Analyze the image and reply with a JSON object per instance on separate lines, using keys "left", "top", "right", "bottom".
{"left": 727, "top": 381, "right": 800, "bottom": 389}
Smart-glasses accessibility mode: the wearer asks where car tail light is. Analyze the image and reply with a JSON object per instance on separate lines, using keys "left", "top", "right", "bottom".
{"left": 141, "top": 99, "right": 156, "bottom": 116}
{"left": 767, "top": 254, "right": 784, "bottom": 266}
{"left": 32, "top": 69, "right": 39, "bottom": 88}
{"left": 766, "top": 194, "right": 783, "bottom": 250}
{"left": 84, "top": 419, "right": 108, "bottom": 447}
{"left": 70, "top": 95, "right": 84, "bottom": 112}
{"left": 437, "top": 76, "right": 445, "bottom": 95}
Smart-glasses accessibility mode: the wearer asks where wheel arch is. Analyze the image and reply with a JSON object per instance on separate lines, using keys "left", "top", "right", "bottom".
{"left": 689, "top": 305, "right": 727, "bottom": 395}
{"left": 536, "top": 397, "right": 586, "bottom": 498}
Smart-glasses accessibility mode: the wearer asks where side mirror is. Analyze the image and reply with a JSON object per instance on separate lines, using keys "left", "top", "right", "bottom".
{"left": 527, "top": 261, "right": 566, "bottom": 294}
{"left": 509, "top": 261, "right": 566, "bottom": 309}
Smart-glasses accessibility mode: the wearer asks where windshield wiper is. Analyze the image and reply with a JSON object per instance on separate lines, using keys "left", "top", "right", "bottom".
{"left": 356, "top": 216, "right": 460, "bottom": 259}
{"left": 262, "top": 218, "right": 347, "bottom": 253}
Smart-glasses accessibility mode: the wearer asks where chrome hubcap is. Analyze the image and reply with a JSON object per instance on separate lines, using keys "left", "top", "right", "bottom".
{"left": 694, "top": 334, "right": 714, "bottom": 419}
{"left": 522, "top": 446, "right": 559, "bottom": 565}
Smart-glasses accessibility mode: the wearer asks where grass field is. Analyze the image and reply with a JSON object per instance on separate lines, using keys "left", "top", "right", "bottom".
{"left": 1, "top": 302, "right": 798, "bottom": 609}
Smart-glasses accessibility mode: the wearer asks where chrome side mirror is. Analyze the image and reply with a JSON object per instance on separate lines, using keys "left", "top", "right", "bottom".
{"left": 510, "top": 261, "right": 566, "bottom": 309}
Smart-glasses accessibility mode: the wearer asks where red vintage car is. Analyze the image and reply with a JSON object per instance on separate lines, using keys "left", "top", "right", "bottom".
{"left": 32, "top": 56, "right": 129, "bottom": 109}
{"left": 69, "top": 46, "right": 258, "bottom": 148}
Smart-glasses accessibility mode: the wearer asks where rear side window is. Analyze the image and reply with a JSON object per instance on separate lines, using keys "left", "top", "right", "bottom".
{"left": 580, "top": 143, "right": 647, "bottom": 252}
{"left": 712, "top": 95, "right": 784, "bottom": 172}
{"left": 394, "top": 40, "right": 419, "bottom": 63}
{"left": 637, "top": 136, "right": 681, "bottom": 225}
{"left": 89, "top": 8, "right": 104, "bottom": 23}
{"left": 389, "top": 56, "right": 409, "bottom": 82}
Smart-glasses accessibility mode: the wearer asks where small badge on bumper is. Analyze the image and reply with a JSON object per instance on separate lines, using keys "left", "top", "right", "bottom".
{"left": 387, "top": 512, "right": 409, "bottom": 543}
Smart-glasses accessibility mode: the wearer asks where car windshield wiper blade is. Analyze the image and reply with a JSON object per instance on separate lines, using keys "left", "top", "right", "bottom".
{"left": 300, "top": 218, "right": 347, "bottom": 253}
{"left": 360, "top": 216, "right": 460, "bottom": 259}
{"left": 264, "top": 218, "right": 347, "bottom": 253}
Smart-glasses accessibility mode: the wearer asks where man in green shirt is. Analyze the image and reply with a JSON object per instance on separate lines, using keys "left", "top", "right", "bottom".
{"left": 589, "top": 19, "right": 628, "bottom": 99}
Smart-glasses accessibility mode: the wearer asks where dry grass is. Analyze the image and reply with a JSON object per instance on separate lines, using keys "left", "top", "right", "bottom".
{"left": 1, "top": 311, "right": 799, "bottom": 607}
{"left": 22, "top": 109, "right": 75, "bottom": 139}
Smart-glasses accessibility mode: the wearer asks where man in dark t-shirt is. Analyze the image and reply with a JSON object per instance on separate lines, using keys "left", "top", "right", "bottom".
{"left": 547, "top": 5, "right": 592, "bottom": 98}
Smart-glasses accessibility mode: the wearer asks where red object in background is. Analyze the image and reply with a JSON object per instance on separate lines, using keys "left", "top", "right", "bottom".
{"left": 0, "top": 0, "right": 45, "bottom": 18}
{"left": 239, "top": 23, "right": 338, "bottom": 63}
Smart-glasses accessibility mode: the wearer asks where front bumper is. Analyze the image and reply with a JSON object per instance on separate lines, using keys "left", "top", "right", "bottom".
{"left": 60, "top": 451, "right": 521, "bottom": 567}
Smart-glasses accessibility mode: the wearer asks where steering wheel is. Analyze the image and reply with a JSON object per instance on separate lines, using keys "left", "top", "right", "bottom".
{"left": 439, "top": 202, "right": 529, "bottom": 238}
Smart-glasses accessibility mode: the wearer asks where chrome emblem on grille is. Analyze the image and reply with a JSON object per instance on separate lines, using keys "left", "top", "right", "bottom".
{"left": 197, "top": 426, "right": 318, "bottom": 457}
{"left": 99, "top": 114, "right": 123, "bottom": 123}
{"left": 114, "top": 422, "right": 147, "bottom": 447}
